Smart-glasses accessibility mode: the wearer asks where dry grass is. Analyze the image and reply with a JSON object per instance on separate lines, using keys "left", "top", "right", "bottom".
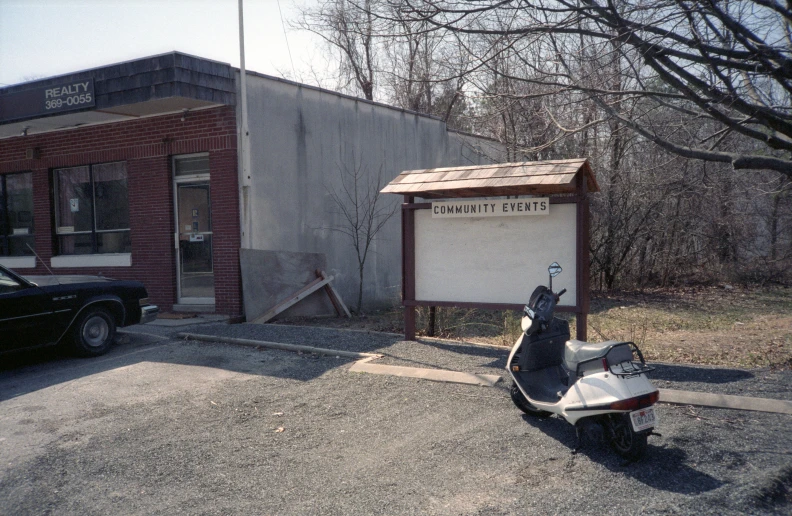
{"left": 581, "top": 287, "right": 792, "bottom": 369}
{"left": 275, "top": 286, "right": 792, "bottom": 369}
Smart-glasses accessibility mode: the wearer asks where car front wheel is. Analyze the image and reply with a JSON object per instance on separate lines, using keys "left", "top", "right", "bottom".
{"left": 71, "top": 307, "right": 116, "bottom": 357}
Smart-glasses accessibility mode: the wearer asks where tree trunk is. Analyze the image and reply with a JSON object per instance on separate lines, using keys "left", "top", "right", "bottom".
{"left": 357, "top": 264, "right": 364, "bottom": 314}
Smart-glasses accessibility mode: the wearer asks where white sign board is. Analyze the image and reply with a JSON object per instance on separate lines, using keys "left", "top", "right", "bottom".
{"left": 414, "top": 203, "right": 577, "bottom": 306}
{"left": 432, "top": 198, "right": 549, "bottom": 218}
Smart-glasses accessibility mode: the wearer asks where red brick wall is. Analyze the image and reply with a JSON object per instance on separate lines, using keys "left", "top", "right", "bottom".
{"left": 209, "top": 149, "right": 242, "bottom": 315}
{"left": 0, "top": 106, "right": 241, "bottom": 315}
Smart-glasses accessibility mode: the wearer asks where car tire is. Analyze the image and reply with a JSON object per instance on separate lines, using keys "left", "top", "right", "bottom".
{"left": 71, "top": 307, "right": 116, "bottom": 357}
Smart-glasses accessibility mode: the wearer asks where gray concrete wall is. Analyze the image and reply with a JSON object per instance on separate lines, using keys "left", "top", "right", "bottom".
{"left": 238, "top": 72, "right": 502, "bottom": 311}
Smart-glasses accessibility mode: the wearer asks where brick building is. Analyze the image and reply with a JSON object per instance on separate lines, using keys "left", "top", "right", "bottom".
{"left": 0, "top": 53, "right": 498, "bottom": 318}
{"left": 0, "top": 54, "right": 241, "bottom": 315}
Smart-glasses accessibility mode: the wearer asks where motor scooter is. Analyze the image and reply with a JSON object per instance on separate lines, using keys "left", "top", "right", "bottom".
{"left": 507, "top": 262, "right": 659, "bottom": 459}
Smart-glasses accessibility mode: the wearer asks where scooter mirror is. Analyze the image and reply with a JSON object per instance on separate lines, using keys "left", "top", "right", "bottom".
{"left": 548, "top": 262, "right": 562, "bottom": 277}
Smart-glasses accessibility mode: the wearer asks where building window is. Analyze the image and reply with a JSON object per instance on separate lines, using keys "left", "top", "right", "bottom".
{"left": 54, "top": 162, "right": 130, "bottom": 255}
{"left": 0, "top": 172, "right": 35, "bottom": 257}
{"left": 174, "top": 154, "right": 210, "bottom": 176}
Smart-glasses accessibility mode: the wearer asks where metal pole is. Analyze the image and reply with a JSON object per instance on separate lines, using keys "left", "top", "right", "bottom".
{"left": 238, "top": 0, "right": 253, "bottom": 248}
{"left": 403, "top": 195, "right": 417, "bottom": 340}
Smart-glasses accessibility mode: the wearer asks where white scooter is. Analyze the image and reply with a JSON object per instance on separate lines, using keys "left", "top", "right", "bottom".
{"left": 507, "top": 263, "right": 659, "bottom": 459}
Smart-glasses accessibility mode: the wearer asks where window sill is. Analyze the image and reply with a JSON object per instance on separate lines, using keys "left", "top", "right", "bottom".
{"left": 51, "top": 253, "right": 132, "bottom": 268}
{"left": 0, "top": 256, "right": 36, "bottom": 269}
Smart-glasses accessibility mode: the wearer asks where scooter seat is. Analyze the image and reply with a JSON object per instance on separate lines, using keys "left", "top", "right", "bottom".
{"left": 564, "top": 340, "right": 629, "bottom": 373}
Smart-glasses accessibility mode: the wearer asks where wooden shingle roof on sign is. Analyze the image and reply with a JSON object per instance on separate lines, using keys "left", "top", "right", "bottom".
{"left": 381, "top": 158, "right": 598, "bottom": 199}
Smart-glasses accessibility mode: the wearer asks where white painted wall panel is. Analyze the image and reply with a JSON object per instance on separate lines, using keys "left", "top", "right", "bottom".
{"left": 241, "top": 72, "right": 505, "bottom": 309}
{"left": 414, "top": 203, "right": 577, "bottom": 306}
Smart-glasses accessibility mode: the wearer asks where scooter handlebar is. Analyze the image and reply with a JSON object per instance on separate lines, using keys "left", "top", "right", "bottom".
{"left": 556, "top": 288, "right": 567, "bottom": 301}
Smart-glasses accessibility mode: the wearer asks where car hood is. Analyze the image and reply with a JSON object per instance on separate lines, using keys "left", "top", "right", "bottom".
{"left": 23, "top": 275, "right": 115, "bottom": 286}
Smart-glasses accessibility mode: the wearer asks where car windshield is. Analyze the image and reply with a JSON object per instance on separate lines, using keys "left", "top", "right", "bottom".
{"left": 0, "top": 268, "right": 23, "bottom": 294}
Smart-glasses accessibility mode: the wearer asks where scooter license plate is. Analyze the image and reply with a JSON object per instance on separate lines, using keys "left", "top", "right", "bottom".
{"left": 629, "top": 407, "right": 657, "bottom": 432}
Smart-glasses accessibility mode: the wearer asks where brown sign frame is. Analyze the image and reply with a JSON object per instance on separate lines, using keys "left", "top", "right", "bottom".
{"left": 400, "top": 173, "right": 591, "bottom": 341}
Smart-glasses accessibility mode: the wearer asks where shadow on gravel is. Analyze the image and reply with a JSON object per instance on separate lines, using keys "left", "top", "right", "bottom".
{"left": 407, "top": 339, "right": 508, "bottom": 368}
{"left": 520, "top": 414, "right": 724, "bottom": 494}
{"left": 0, "top": 332, "right": 360, "bottom": 402}
{"left": 652, "top": 363, "right": 754, "bottom": 383}
{"left": 0, "top": 344, "right": 69, "bottom": 371}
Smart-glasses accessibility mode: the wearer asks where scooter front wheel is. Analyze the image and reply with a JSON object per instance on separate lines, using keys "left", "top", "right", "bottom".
{"left": 510, "top": 382, "right": 551, "bottom": 417}
{"left": 606, "top": 413, "right": 648, "bottom": 460}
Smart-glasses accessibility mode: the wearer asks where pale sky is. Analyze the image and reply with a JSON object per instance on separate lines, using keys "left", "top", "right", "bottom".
{"left": 0, "top": 0, "right": 327, "bottom": 87}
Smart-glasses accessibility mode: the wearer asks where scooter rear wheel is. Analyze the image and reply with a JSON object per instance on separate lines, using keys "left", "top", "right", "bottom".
{"left": 607, "top": 413, "right": 648, "bottom": 460}
{"left": 510, "top": 382, "right": 551, "bottom": 417}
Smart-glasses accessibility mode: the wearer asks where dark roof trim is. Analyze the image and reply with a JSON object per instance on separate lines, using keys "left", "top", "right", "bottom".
{"left": 0, "top": 51, "right": 233, "bottom": 91}
{"left": 0, "top": 52, "right": 235, "bottom": 126}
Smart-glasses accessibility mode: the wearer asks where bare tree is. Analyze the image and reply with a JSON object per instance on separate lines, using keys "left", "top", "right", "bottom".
{"left": 294, "top": 0, "right": 473, "bottom": 127}
{"left": 326, "top": 158, "right": 399, "bottom": 313}
{"left": 385, "top": 0, "right": 792, "bottom": 179}
{"left": 295, "top": 0, "right": 792, "bottom": 288}
{"left": 293, "top": 0, "right": 378, "bottom": 100}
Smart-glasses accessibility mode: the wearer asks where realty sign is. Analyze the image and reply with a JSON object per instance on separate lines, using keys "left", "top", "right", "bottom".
{"left": 0, "top": 79, "right": 95, "bottom": 123}
{"left": 431, "top": 198, "right": 549, "bottom": 218}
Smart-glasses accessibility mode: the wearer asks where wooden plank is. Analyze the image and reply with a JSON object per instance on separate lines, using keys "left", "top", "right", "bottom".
{"left": 327, "top": 284, "right": 351, "bottom": 318}
{"left": 317, "top": 269, "right": 351, "bottom": 318}
{"left": 318, "top": 271, "right": 343, "bottom": 316}
{"left": 348, "top": 361, "right": 502, "bottom": 387}
{"left": 251, "top": 275, "right": 333, "bottom": 324}
{"left": 659, "top": 389, "right": 792, "bottom": 415}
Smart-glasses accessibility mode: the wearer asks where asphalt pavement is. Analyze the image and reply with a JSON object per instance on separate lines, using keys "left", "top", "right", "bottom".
{"left": 0, "top": 321, "right": 790, "bottom": 515}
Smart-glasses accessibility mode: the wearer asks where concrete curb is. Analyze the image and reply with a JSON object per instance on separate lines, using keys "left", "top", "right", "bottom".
{"left": 659, "top": 389, "right": 792, "bottom": 415}
{"left": 349, "top": 361, "right": 502, "bottom": 387}
{"left": 264, "top": 323, "right": 404, "bottom": 339}
{"left": 176, "top": 332, "right": 383, "bottom": 360}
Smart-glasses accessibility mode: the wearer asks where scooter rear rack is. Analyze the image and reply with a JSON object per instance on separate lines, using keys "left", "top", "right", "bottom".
{"left": 574, "top": 342, "right": 655, "bottom": 378}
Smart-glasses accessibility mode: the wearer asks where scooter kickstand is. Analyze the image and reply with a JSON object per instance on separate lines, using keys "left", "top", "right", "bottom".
{"left": 572, "top": 422, "right": 583, "bottom": 454}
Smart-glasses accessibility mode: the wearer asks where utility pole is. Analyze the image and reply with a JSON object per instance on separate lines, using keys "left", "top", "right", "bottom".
{"left": 238, "top": 0, "right": 253, "bottom": 249}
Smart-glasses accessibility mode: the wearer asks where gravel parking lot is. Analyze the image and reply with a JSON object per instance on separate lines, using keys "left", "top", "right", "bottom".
{"left": 1, "top": 323, "right": 790, "bottom": 515}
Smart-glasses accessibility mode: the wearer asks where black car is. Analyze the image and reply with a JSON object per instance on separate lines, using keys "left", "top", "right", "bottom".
{"left": 0, "top": 264, "right": 158, "bottom": 357}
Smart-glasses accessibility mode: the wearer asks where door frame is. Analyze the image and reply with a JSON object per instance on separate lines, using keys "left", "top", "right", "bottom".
{"left": 172, "top": 153, "right": 214, "bottom": 305}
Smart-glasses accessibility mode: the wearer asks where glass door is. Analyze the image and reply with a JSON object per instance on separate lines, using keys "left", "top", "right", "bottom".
{"left": 174, "top": 155, "right": 214, "bottom": 304}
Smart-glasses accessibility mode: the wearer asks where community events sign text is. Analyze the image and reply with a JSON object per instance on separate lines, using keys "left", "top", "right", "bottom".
{"left": 431, "top": 198, "right": 549, "bottom": 218}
